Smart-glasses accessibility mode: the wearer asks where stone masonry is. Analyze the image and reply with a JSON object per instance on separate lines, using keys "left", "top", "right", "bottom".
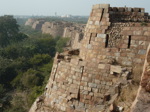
{"left": 63, "top": 24, "right": 85, "bottom": 49}
{"left": 25, "top": 18, "right": 36, "bottom": 26}
{"left": 29, "top": 4, "right": 150, "bottom": 112}
{"left": 32, "top": 20, "right": 45, "bottom": 30}
{"left": 41, "top": 21, "right": 71, "bottom": 37}
{"left": 25, "top": 19, "right": 85, "bottom": 49}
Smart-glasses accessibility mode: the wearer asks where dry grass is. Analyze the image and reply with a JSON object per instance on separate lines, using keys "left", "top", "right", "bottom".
{"left": 115, "top": 84, "right": 139, "bottom": 112}
{"left": 132, "top": 64, "right": 143, "bottom": 85}
{"left": 116, "top": 64, "right": 143, "bottom": 102}
{"left": 114, "top": 64, "right": 143, "bottom": 111}
{"left": 117, "top": 84, "right": 139, "bottom": 103}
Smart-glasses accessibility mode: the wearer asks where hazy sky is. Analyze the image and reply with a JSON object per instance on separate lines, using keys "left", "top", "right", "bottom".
{"left": 0, "top": 0, "right": 150, "bottom": 16}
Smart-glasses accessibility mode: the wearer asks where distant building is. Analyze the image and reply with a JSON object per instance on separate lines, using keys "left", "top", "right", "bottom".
{"left": 61, "top": 14, "right": 72, "bottom": 18}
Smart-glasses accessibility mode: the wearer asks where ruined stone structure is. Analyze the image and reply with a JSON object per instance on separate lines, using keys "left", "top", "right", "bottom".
{"left": 29, "top": 4, "right": 150, "bottom": 112}
{"left": 41, "top": 21, "right": 72, "bottom": 37}
{"left": 32, "top": 20, "right": 45, "bottom": 30}
{"left": 25, "top": 19, "right": 85, "bottom": 49}
{"left": 25, "top": 19, "right": 45, "bottom": 30}
{"left": 63, "top": 24, "right": 85, "bottom": 49}
{"left": 25, "top": 18, "right": 36, "bottom": 26}
{"left": 41, "top": 21, "right": 85, "bottom": 49}
{"left": 71, "top": 32, "right": 83, "bottom": 49}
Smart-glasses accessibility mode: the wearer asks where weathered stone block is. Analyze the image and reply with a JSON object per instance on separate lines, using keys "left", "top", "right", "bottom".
{"left": 138, "top": 50, "right": 146, "bottom": 55}
{"left": 88, "top": 83, "right": 97, "bottom": 88}
{"left": 70, "top": 84, "right": 78, "bottom": 89}
{"left": 89, "top": 92, "right": 94, "bottom": 96}
{"left": 99, "top": 4, "right": 110, "bottom": 9}
{"left": 69, "top": 88, "right": 79, "bottom": 94}
{"left": 94, "top": 93, "right": 103, "bottom": 98}
{"left": 87, "top": 44, "right": 92, "bottom": 49}
{"left": 92, "top": 88, "right": 98, "bottom": 93}
{"left": 97, "top": 34, "right": 106, "bottom": 38}
{"left": 80, "top": 82, "right": 88, "bottom": 86}
{"left": 71, "top": 94, "right": 78, "bottom": 98}
{"left": 98, "top": 64, "right": 105, "bottom": 69}
{"left": 95, "top": 79, "right": 100, "bottom": 84}
{"left": 71, "top": 58, "right": 79, "bottom": 65}
{"left": 60, "top": 106, "right": 66, "bottom": 111}
{"left": 144, "top": 31, "right": 150, "bottom": 36}
{"left": 110, "top": 65, "right": 122, "bottom": 73}
{"left": 95, "top": 21, "right": 100, "bottom": 25}
{"left": 81, "top": 77, "right": 89, "bottom": 81}
{"left": 115, "top": 53, "right": 120, "bottom": 57}
{"left": 89, "top": 21, "right": 93, "bottom": 25}
{"left": 82, "top": 90, "right": 89, "bottom": 95}
{"left": 93, "top": 4, "right": 100, "bottom": 9}
{"left": 133, "top": 31, "right": 143, "bottom": 35}
{"left": 127, "top": 53, "right": 135, "bottom": 57}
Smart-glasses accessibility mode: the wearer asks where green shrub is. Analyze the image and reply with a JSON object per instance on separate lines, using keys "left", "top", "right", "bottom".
{"left": 56, "top": 38, "right": 69, "bottom": 52}
{"left": 0, "top": 84, "right": 5, "bottom": 96}
{"left": 27, "top": 86, "right": 43, "bottom": 106}
{"left": 22, "top": 69, "right": 43, "bottom": 88}
{"left": 29, "top": 54, "right": 51, "bottom": 67}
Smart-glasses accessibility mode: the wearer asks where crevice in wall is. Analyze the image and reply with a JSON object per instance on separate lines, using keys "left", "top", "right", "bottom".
{"left": 78, "top": 66, "right": 85, "bottom": 101}
{"left": 105, "top": 34, "right": 109, "bottom": 48}
{"left": 89, "top": 33, "right": 92, "bottom": 44}
{"left": 128, "top": 35, "right": 131, "bottom": 48}
{"left": 100, "top": 8, "right": 104, "bottom": 21}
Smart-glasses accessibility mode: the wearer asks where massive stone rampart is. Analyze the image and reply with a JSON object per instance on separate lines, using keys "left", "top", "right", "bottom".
{"left": 41, "top": 21, "right": 71, "bottom": 37}
{"left": 29, "top": 4, "right": 150, "bottom": 112}
{"left": 63, "top": 24, "right": 85, "bottom": 49}
{"left": 25, "top": 18, "right": 36, "bottom": 26}
{"left": 32, "top": 20, "right": 45, "bottom": 30}
{"left": 25, "top": 19, "right": 85, "bottom": 49}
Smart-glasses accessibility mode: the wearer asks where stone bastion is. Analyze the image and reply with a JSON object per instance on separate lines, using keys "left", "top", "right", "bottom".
{"left": 29, "top": 4, "right": 150, "bottom": 112}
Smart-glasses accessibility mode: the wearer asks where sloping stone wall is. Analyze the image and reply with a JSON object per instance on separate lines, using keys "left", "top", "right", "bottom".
{"left": 25, "top": 19, "right": 85, "bottom": 49}
{"left": 63, "top": 25, "right": 85, "bottom": 49}
{"left": 32, "top": 20, "right": 45, "bottom": 30}
{"left": 25, "top": 18, "right": 36, "bottom": 26}
{"left": 41, "top": 21, "right": 71, "bottom": 37}
{"left": 29, "top": 4, "right": 150, "bottom": 112}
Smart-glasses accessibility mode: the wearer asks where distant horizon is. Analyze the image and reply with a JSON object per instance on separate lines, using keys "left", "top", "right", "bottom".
{"left": 0, "top": 0, "right": 150, "bottom": 16}
{"left": 11, "top": 14, "right": 89, "bottom": 17}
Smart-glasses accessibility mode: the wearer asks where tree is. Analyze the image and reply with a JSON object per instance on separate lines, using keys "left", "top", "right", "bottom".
{"left": 29, "top": 54, "right": 51, "bottom": 67}
{"left": 0, "top": 16, "right": 19, "bottom": 47}
{"left": 35, "top": 37, "right": 56, "bottom": 56}
{"left": 22, "top": 69, "right": 43, "bottom": 88}
{"left": 56, "top": 38, "right": 69, "bottom": 52}
{"left": 0, "top": 15, "right": 28, "bottom": 47}
{"left": 0, "top": 84, "right": 5, "bottom": 97}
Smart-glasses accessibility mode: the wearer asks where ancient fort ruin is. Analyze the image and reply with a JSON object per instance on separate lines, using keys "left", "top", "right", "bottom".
{"left": 25, "top": 19, "right": 85, "bottom": 49}
{"left": 29, "top": 4, "right": 150, "bottom": 112}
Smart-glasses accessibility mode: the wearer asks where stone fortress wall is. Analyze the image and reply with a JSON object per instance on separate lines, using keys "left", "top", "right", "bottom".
{"left": 32, "top": 20, "right": 45, "bottom": 30}
{"left": 41, "top": 21, "right": 72, "bottom": 37}
{"left": 63, "top": 25, "right": 85, "bottom": 49}
{"left": 29, "top": 4, "right": 150, "bottom": 112}
{"left": 25, "top": 18, "right": 36, "bottom": 26}
{"left": 25, "top": 19, "right": 85, "bottom": 49}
